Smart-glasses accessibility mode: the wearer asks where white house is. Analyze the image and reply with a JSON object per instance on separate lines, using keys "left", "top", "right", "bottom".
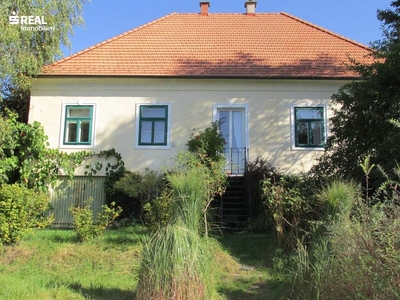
{"left": 29, "top": 1, "right": 372, "bottom": 175}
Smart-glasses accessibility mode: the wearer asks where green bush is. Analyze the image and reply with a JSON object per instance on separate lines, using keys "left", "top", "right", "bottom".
{"left": 0, "top": 184, "right": 53, "bottom": 245}
{"left": 69, "top": 198, "right": 122, "bottom": 242}
{"left": 106, "top": 169, "right": 166, "bottom": 219}
{"left": 142, "top": 190, "right": 173, "bottom": 232}
{"left": 246, "top": 156, "right": 281, "bottom": 231}
{"left": 186, "top": 120, "right": 225, "bottom": 163}
{"left": 263, "top": 175, "right": 317, "bottom": 250}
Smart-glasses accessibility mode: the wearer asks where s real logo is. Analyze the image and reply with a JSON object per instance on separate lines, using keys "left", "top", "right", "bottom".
{"left": 9, "top": 11, "right": 18, "bottom": 24}
{"left": 9, "top": 12, "right": 47, "bottom": 25}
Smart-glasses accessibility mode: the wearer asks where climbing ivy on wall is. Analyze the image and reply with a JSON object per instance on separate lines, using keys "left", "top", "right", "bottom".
{"left": 0, "top": 110, "right": 125, "bottom": 192}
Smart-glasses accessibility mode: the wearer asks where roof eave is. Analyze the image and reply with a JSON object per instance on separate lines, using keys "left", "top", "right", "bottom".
{"left": 36, "top": 74, "right": 361, "bottom": 80}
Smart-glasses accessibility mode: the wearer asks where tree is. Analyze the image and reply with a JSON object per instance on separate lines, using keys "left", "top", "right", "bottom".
{"left": 0, "top": 0, "right": 87, "bottom": 121}
{"left": 312, "top": 1, "right": 400, "bottom": 187}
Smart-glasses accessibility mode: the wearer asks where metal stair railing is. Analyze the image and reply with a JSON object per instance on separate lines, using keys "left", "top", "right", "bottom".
{"left": 224, "top": 147, "right": 248, "bottom": 175}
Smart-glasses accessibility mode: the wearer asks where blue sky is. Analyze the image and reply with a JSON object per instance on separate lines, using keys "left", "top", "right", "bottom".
{"left": 62, "top": 0, "right": 393, "bottom": 57}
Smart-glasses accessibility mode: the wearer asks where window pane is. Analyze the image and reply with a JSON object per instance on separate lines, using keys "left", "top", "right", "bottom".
{"left": 66, "top": 121, "right": 77, "bottom": 142}
{"left": 310, "top": 122, "right": 323, "bottom": 145}
{"left": 142, "top": 107, "right": 166, "bottom": 118}
{"left": 154, "top": 121, "right": 166, "bottom": 144}
{"left": 232, "top": 111, "right": 243, "bottom": 148}
{"left": 141, "top": 121, "right": 152, "bottom": 143}
{"left": 80, "top": 122, "right": 90, "bottom": 143}
{"left": 68, "top": 107, "right": 91, "bottom": 118}
{"left": 297, "top": 123, "right": 308, "bottom": 145}
{"left": 219, "top": 111, "right": 229, "bottom": 152}
{"left": 296, "top": 108, "right": 323, "bottom": 120}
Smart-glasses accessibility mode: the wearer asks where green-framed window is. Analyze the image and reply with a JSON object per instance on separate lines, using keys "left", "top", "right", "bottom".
{"left": 63, "top": 105, "right": 93, "bottom": 145}
{"left": 138, "top": 105, "right": 168, "bottom": 146}
{"left": 294, "top": 107, "right": 325, "bottom": 147}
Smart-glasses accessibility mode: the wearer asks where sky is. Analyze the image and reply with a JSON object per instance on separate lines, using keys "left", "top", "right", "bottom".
{"left": 62, "top": 0, "right": 394, "bottom": 58}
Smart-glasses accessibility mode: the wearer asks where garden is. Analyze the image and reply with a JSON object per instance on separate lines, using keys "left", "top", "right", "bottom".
{"left": 1, "top": 1, "right": 400, "bottom": 299}
{"left": 1, "top": 116, "right": 399, "bottom": 299}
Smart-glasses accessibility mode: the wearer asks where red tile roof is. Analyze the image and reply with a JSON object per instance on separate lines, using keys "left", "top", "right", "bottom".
{"left": 43, "top": 12, "right": 373, "bottom": 78}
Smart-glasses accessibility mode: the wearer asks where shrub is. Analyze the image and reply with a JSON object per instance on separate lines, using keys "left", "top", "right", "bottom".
{"left": 246, "top": 156, "right": 281, "bottom": 231}
{"left": 69, "top": 197, "right": 122, "bottom": 242}
{"left": 107, "top": 169, "right": 166, "bottom": 219}
{"left": 142, "top": 190, "right": 173, "bottom": 232}
{"left": 186, "top": 120, "right": 225, "bottom": 163}
{"left": 0, "top": 184, "right": 53, "bottom": 245}
{"left": 263, "top": 175, "right": 317, "bottom": 250}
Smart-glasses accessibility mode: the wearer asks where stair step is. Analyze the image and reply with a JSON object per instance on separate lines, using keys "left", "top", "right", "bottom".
{"left": 217, "top": 175, "right": 249, "bottom": 230}
{"left": 223, "top": 197, "right": 246, "bottom": 201}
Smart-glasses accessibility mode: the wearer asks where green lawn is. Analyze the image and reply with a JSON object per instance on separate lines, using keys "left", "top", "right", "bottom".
{"left": 0, "top": 226, "right": 288, "bottom": 300}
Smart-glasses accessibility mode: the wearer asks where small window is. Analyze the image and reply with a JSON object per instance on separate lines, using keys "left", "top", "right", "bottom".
{"left": 138, "top": 105, "right": 168, "bottom": 146}
{"left": 63, "top": 106, "right": 93, "bottom": 145}
{"left": 294, "top": 107, "right": 325, "bottom": 148}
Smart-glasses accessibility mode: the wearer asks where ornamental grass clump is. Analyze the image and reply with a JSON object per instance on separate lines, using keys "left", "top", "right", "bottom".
{"left": 318, "top": 179, "right": 359, "bottom": 222}
{"left": 167, "top": 168, "right": 207, "bottom": 232}
{"left": 136, "top": 168, "right": 216, "bottom": 300}
{"left": 136, "top": 222, "right": 214, "bottom": 300}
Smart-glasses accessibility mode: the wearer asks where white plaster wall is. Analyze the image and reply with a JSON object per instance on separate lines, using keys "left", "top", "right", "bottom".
{"left": 29, "top": 77, "right": 347, "bottom": 174}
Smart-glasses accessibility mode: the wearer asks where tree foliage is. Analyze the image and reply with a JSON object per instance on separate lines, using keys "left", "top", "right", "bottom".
{"left": 312, "top": 1, "right": 400, "bottom": 186}
{"left": 0, "top": 0, "right": 86, "bottom": 121}
{"left": 0, "top": 110, "right": 94, "bottom": 191}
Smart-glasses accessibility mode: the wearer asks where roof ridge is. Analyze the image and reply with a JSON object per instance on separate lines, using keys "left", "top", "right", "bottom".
{"left": 180, "top": 12, "right": 281, "bottom": 15}
{"left": 280, "top": 12, "right": 371, "bottom": 51}
{"left": 46, "top": 13, "right": 178, "bottom": 68}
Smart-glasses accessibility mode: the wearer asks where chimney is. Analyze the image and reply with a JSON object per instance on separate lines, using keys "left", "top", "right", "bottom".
{"left": 244, "top": 1, "right": 257, "bottom": 15}
{"left": 200, "top": 2, "right": 210, "bottom": 16}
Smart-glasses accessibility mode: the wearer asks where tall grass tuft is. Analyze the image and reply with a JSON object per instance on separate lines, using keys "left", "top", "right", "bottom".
{"left": 136, "top": 167, "right": 216, "bottom": 300}
{"left": 287, "top": 179, "right": 400, "bottom": 299}
{"left": 287, "top": 180, "right": 359, "bottom": 299}
{"left": 318, "top": 179, "right": 359, "bottom": 222}
{"left": 318, "top": 202, "right": 400, "bottom": 299}
{"left": 167, "top": 169, "right": 207, "bottom": 232}
{"left": 136, "top": 222, "right": 214, "bottom": 300}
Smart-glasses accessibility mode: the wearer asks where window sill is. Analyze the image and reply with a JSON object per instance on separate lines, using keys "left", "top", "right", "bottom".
{"left": 135, "top": 145, "right": 171, "bottom": 150}
{"left": 292, "top": 146, "right": 325, "bottom": 151}
{"left": 59, "top": 144, "right": 95, "bottom": 149}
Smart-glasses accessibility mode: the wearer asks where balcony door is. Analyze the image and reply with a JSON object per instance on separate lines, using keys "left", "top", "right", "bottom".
{"left": 217, "top": 107, "right": 247, "bottom": 174}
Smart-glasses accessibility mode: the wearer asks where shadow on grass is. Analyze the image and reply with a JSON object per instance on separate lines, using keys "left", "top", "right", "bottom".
{"left": 103, "top": 225, "right": 149, "bottom": 245}
{"left": 217, "top": 231, "right": 276, "bottom": 266}
{"left": 218, "top": 278, "right": 287, "bottom": 300}
{"left": 32, "top": 228, "right": 79, "bottom": 243}
{"left": 216, "top": 231, "right": 289, "bottom": 300}
{"left": 68, "top": 282, "right": 136, "bottom": 300}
